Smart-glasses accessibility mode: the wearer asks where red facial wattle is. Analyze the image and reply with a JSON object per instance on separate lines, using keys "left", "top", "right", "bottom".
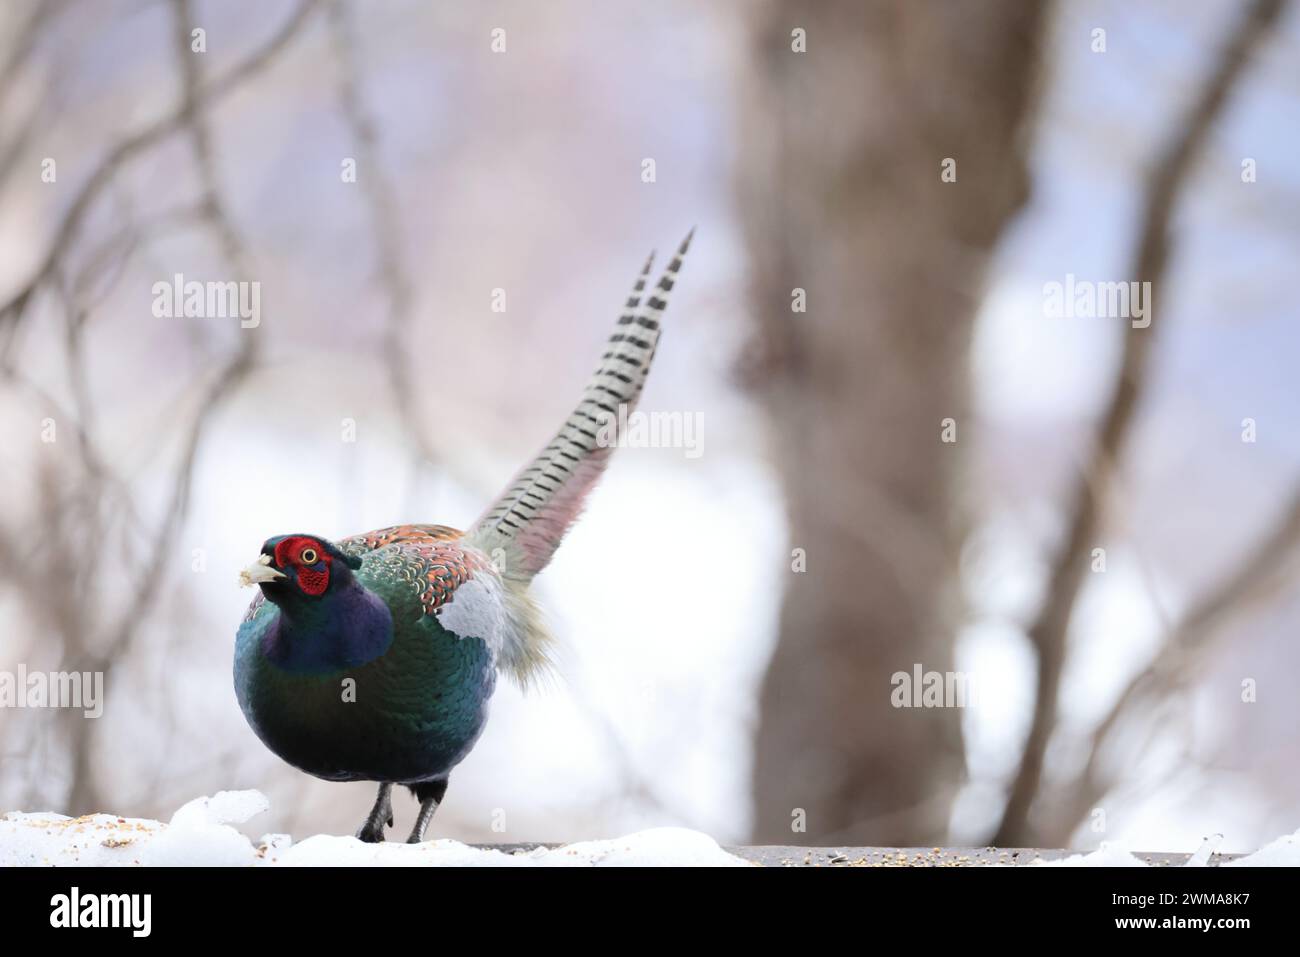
{"left": 273, "top": 536, "right": 332, "bottom": 596}
{"left": 297, "top": 566, "right": 329, "bottom": 596}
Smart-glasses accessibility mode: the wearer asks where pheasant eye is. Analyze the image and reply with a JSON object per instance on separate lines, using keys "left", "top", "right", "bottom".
{"left": 299, "top": 547, "right": 319, "bottom": 565}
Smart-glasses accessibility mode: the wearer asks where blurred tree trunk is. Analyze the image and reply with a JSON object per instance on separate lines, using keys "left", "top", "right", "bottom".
{"left": 738, "top": 0, "right": 1047, "bottom": 844}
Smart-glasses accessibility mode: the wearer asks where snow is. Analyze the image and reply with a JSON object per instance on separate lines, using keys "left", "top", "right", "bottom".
{"left": 1037, "top": 830, "right": 1300, "bottom": 867}
{"left": 4, "top": 790, "right": 1297, "bottom": 866}
{"left": 1037, "top": 843, "right": 1150, "bottom": 867}
{"left": 1223, "top": 827, "right": 1300, "bottom": 867}
{"left": 0, "top": 791, "right": 751, "bottom": 867}
{"left": 274, "top": 827, "right": 747, "bottom": 867}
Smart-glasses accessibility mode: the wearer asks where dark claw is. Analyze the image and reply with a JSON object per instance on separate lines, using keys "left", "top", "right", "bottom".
{"left": 356, "top": 820, "right": 387, "bottom": 844}
{"left": 356, "top": 782, "right": 394, "bottom": 843}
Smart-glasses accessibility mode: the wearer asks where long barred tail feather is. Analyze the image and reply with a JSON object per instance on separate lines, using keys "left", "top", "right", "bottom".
{"left": 467, "top": 230, "right": 693, "bottom": 584}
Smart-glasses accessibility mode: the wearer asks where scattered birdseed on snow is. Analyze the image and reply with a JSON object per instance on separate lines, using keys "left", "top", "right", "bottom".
{"left": 0, "top": 792, "right": 748, "bottom": 867}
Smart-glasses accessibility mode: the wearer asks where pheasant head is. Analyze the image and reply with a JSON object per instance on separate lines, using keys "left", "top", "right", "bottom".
{"left": 239, "top": 534, "right": 363, "bottom": 603}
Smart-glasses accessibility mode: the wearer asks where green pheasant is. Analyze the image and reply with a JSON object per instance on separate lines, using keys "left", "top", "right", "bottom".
{"left": 234, "top": 232, "right": 692, "bottom": 842}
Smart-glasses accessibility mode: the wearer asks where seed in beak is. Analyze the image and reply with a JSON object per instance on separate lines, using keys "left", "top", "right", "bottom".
{"left": 239, "top": 554, "right": 288, "bottom": 587}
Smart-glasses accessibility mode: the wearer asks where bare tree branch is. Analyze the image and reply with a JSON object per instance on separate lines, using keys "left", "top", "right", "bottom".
{"left": 90, "top": 0, "right": 264, "bottom": 668}
{"left": 1048, "top": 486, "right": 1300, "bottom": 840}
{"left": 0, "top": 0, "right": 320, "bottom": 343}
{"left": 326, "top": 0, "right": 476, "bottom": 495}
{"left": 0, "top": 0, "right": 72, "bottom": 106}
{"left": 991, "top": 0, "right": 1290, "bottom": 846}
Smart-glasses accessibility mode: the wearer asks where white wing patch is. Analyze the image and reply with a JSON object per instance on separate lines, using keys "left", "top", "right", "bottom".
{"left": 436, "top": 567, "right": 554, "bottom": 687}
{"left": 435, "top": 574, "right": 509, "bottom": 660}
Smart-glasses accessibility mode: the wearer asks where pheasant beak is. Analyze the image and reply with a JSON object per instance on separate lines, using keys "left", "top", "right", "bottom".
{"left": 239, "top": 553, "right": 288, "bottom": 587}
